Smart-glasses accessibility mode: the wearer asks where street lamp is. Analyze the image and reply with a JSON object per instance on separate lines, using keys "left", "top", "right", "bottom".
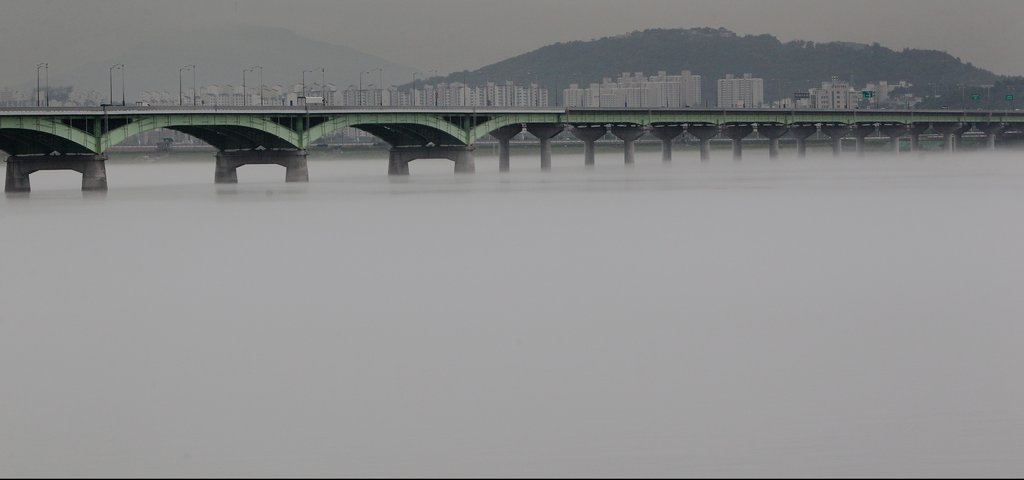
{"left": 109, "top": 64, "right": 124, "bottom": 106}
{"left": 250, "top": 66, "right": 263, "bottom": 106}
{"left": 36, "top": 63, "right": 48, "bottom": 107}
{"left": 302, "top": 69, "right": 314, "bottom": 98}
{"left": 367, "top": 67, "right": 383, "bottom": 106}
{"left": 318, "top": 67, "right": 326, "bottom": 102}
{"left": 179, "top": 65, "right": 194, "bottom": 106}
{"left": 243, "top": 67, "right": 252, "bottom": 106}
{"left": 412, "top": 72, "right": 421, "bottom": 106}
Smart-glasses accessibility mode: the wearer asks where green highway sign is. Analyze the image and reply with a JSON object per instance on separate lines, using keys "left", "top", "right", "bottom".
{"left": 1006, "top": 95, "right": 1015, "bottom": 101}
{"left": 970, "top": 94, "right": 982, "bottom": 101}
{"left": 862, "top": 90, "right": 875, "bottom": 98}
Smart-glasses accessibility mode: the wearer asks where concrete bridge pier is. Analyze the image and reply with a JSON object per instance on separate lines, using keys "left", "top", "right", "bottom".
{"left": 5, "top": 154, "right": 108, "bottom": 193}
{"left": 820, "top": 125, "right": 851, "bottom": 157}
{"left": 610, "top": 125, "right": 645, "bottom": 165}
{"left": 908, "top": 124, "right": 929, "bottom": 152}
{"left": 954, "top": 123, "right": 973, "bottom": 151}
{"left": 649, "top": 126, "right": 685, "bottom": 163}
{"left": 215, "top": 149, "right": 309, "bottom": 183}
{"left": 932, "top": 123, "right": 963, "bottom": 153}
{"left": 852, "top": 124, "right": 878, "bottom": 157}
{"left": 687, "top": 125, "right": 719, "bottom": 161}
{"left": 789, "top": 125, "right": 818, "bottom": 158}
{"left": 387, "top": 145, "right": 475, "bottom": 175}
{"left": 879, "top": 125, "right": 909, "bottom": 154}
{"left": 978, "top": 123, "right": 1006, "bottom": 150}
{"left": 570, "top": 125, "right": 607, "bottom": 167}
{"left": 490, "top": 124, "right": 523, "bottom": 172}
{"left": 721, "top": 125, "right": 753, "bottom": 160}
{"left": 757, "top": 125, "right": 788, "bottom": 159}
{"left": 526, "top": 124, "right": 564, "bottom": 171}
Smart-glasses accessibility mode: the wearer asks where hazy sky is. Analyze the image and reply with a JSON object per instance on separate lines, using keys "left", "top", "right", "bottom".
{"left": 2, "top": 0, "right": 1024, "bottom": 84}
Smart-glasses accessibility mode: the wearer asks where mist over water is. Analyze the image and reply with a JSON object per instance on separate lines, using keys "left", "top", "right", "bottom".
{"left": 2, "top": 145, "right": 1023, "bottom": 477}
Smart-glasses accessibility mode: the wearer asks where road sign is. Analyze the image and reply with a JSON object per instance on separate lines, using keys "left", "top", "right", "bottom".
{"left": 970, "top": 94, "right": 982, "bottom": 101}
{"left": 1006, "top": 94, "right": 1015, "bottom": 101}
{"left": 862, "top": 90, "right": 875, "bottom": 98}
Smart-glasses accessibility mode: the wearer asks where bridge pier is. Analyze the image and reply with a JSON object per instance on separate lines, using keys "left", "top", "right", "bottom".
{"left": 789, "top": 125, "right": 817, "bottom": 158}
{"left": 879, "top": 125, "right": 909, "bottom": 154}
{"left": 687, "top": 125, "right": 719, "bottom": 161}
{"left": 490, "top": 124, "right": 522, "bottom": 172}
{"left": 649, "top": 126, "right": 685, "bottom": 163}
{"left": 215, "top": 149, "right": 309, "bottom": 183}
{"left": 387, "top": 145, "right": 475, "bottom": 175}
{"left": 570, "top": 125, "right": 607, "bottom": 167}
{"left": 721, "top": 125, "right": 753, "bottom": 160}
{"left": 526, "top": 124, "right": 564, "bottom": 171}
{"left": 5, "top": 154, "right": 108, "bottom": 193}
{"left": 932, "top": 123, "right": 963, "bottom": 153}
{"left": 820, "top": 125, "right": 851, "bottom": 157}
{"left": 978, "top": 123, "right": 1005, "bottom": 150}
{"left": 954, "top": 123, "right": 972, "bottom": 151}
{"left": 908, "top": 124, "right": 929, "bottom": 152}
{"left": 610, "top": 125, "right": 645, "bottom": 165}
{"left": 757, "top": 125, "right": 788, "bottom": 159}
{"left": 851, "top": 124, "right": 877, "bottom": 157}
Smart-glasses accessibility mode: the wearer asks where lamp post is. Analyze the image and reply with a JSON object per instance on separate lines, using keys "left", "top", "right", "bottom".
{"left": 179, "top": 65, "right": 194, "bottom": 106}
{"left": 243, "top": 67, "right": 251, "bottom": 106}
{"left": 368, "top": 66, "right": 385, "bottom": 104}
{"left": 109, "top": 63, "right": 124, "bottom": 106}
{"left": 319, "top": 67, "right": 326, "bottom": 102}
{"left": 429, "top": 69, "right": 438, "bottom": 106}
{"left": 302, "top": 69, "right": 314, "bottom": 99}
{"left": 250, "top": 66, "right": 263, "bottom": 106}
{"left": 36, "top": 63, "right": 47, "bottom": 107}
{"left": 412, "top": 72, "right": 421, "bottom": 106}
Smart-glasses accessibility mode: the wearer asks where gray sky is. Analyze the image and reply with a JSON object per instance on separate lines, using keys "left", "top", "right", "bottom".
{"left": 2, "top": 0, "right": 1024, "bottom": 86}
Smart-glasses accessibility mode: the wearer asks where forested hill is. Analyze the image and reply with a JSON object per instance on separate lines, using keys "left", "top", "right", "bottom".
{"left": 428, "top": 27, "right": 1005, "bottom": 105}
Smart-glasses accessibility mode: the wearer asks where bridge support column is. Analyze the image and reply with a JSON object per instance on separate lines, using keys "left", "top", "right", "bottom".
{"left": 789, "top": 125, "right": 817, "bottom": 158}
{"left": 526, "top": 124, "right": 564, "bottom": 171}
{"left": 757, "top": 125, "right": 788, "bottom": 159}
{"left": 490, "top": 124, "right": 522, "bottom": 172}
{"left": 879, "top": 125, "right": 909, "bottom": 154}
{"left": 649, "top": 126, "right": 685, "bottom": 163}
{"left": 908, "top": 124, "right": 929, "bottom": 152}
{"left": 687, "top": 125, "right": 719, "bottom": 162}
{"left": 571, "top": 125, "right": 607, "bottom": 167}
{"left": 954, "top": 124, "right": 972, "bottom": 152}
{"left": 5, "top": 154, "right": 108, "bottom": 194}
{"left": 852, "top": 124, "right": 877, "bottom": 157}
{"left": 978, "top": 123, "right": 1005, "bottom": 151}
{"left": 610, "top": 125, "right": 645, "bottom": 165}
{"left": 820, "top": 125, "right": 850, "bottom": 157}
{"left": 215, "top": 149, "right": 308, "bottom": 183}
{"left": 932, "top": 123, "right": 963, "bottom": 153}
{"left": 721, "top": 125, "right": 753, "bottom": 160}
{"left": 387, "top": 145, "right": 475, "bottom": 175}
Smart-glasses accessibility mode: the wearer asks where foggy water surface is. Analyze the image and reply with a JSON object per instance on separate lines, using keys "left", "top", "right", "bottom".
{"left": 2, "top": 146, "right": 1023, "bottom": 477}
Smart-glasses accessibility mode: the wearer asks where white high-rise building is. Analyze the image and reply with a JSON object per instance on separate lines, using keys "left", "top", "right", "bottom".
{"left": 562, "top": 71, "right": 702, "bottom": 108}
{"left": 809, "top": 76, "right": 860, "bottom": 109}
{"left": 717, "top": 74, "right": 764, "bottom": 108}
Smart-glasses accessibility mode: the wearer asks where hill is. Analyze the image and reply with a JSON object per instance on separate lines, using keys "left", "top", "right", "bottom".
{"left": 426, "top": 27, "right": 1009, "bottom": 106}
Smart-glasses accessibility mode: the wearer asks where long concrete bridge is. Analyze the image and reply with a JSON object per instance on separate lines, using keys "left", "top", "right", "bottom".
{"left": 3, "top": 106, "right": 1022, "bottom": 192}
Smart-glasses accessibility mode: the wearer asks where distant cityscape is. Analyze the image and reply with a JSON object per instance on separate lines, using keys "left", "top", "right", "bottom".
{"left": 0, "top": 69, "right": 921, "bottom": 110}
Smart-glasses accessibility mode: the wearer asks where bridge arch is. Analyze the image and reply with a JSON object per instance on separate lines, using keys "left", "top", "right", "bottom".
{"left": 0, "top": 117, "right": 98, "bottom": 155}
{"left": 305, "top": 113, "right": 469, "bottom": 147}
{"left": 101, "top": 114, "right": 303, "bottom": 151}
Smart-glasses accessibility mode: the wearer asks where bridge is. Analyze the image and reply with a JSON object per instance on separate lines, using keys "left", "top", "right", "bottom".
{"left": 3, "top": 106, "right": 1022, "bottom": 192}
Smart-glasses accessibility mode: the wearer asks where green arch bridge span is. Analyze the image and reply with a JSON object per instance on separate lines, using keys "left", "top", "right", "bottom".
{"left": 3, "top": 106, "right": 1021, "bottom": 192}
